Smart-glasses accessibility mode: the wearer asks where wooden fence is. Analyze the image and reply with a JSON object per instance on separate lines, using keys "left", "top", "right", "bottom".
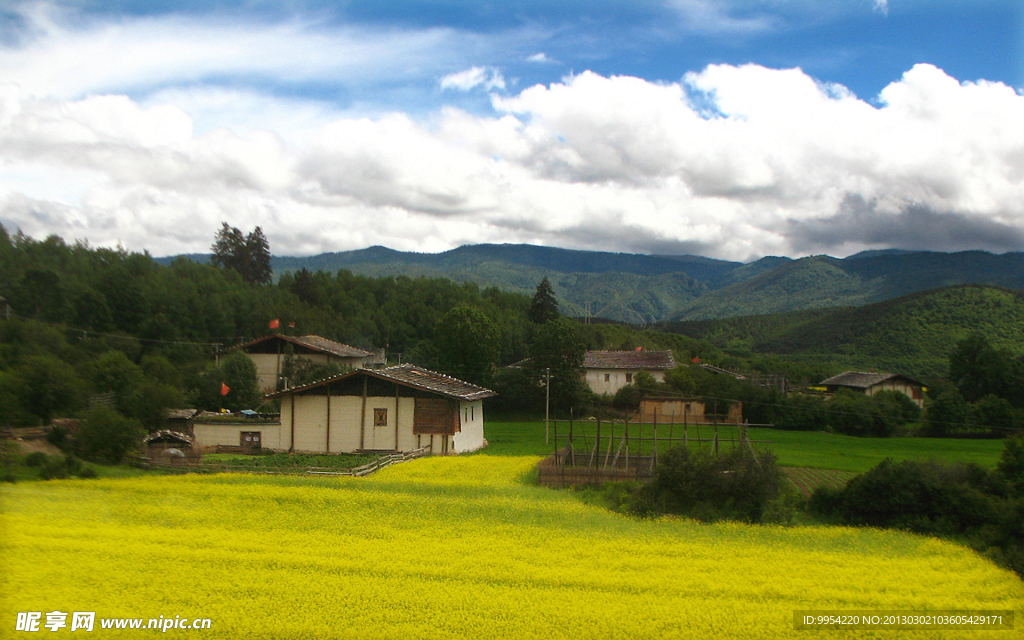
{"left": 146, "top": 445, "right": 431, "bottom": 477}
{"left": 537, "top": 415, "right": 772, "bottom": 488}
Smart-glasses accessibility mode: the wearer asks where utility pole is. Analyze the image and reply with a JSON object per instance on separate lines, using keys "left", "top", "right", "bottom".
{"left": 545, "top": 367, "right": 551, "bottom": 445}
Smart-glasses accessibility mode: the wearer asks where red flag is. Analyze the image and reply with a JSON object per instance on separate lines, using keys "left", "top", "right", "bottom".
{"left": 692, "top": 356, "right": 701, "bottom": 363}
{"left": 288, "top": 321, "right": 295, "bottom": 328}
{"left": 635, "top": 346, "right": 642, "bottom": 352}
{"left": 220, "top": 382, "right": 231, "bottom": 396}
{"left": 269, "top": 319, "right": 280, "bottom": 329}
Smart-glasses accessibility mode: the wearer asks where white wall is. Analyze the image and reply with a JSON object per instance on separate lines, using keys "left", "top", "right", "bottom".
{"left": 585, "top": 368, "right": 666, "bottom": 396}
{"left": 453, "top": 400, "right": 486, "bottom": 453}
{"left": 193, "top": 423, "right": 282, "bottom": 451}
{"left": 283, "top": 394, "right": 420, "bottom": 453}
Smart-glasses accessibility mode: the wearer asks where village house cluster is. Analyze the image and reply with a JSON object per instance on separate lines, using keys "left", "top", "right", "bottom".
{"left": 145, "top": 334, "right": 927, "bottom": 461}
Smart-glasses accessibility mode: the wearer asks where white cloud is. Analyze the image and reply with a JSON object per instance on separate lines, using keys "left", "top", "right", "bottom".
{"left": 1, "top": 61, "right": 1023, "bottom": 260}
{"left": 0, "top": 3, "right": 524, "bottom": 102}
{"left": 667, "top": 0, "right": 777, "bottom": 34}
{"left": 527, "top": 52, "right": 553, "bottom": 63}
{"left": 873, "top": 0, "right": 889, "bottom": 16}
{"left": 440, "top": 67, "right": 507, "bottom": 92}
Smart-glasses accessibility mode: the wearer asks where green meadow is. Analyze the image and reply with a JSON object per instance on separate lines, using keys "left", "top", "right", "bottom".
{"left": 481, "top": 419, "right": 1008, "bottom": 473}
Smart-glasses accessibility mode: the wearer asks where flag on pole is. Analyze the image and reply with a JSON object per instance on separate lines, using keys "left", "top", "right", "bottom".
{"left": 692, "top": 356, "right": 701, "bottom": 363}
{"left": 269, "top": 319, "right": 280, "bottom": 329}
{"left": 220, "top": 382, "right": 231, "bottom": 396}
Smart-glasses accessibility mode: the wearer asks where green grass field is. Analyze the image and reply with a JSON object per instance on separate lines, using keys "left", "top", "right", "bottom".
{"left": 481, "top": 418, "right": 1009, "bottom": 473}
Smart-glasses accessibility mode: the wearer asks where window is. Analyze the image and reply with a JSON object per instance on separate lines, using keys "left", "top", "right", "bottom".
{"left": 604, "top": 374, "right": 610, "bottom": 382}
{"left": 373, "top": 408, "right": 388, "bottom": 426}
{"left": 626, "top": 373, "right": 633, "bottom": 383}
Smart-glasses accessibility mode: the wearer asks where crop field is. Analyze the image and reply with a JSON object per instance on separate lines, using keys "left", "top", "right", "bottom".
{"left": 782, "top": 467, "right": 858, "bottom": 498}
{"left": 3, "top": 456, "right": 1022, "bottom": 639}
{"left": 483, "top": 419, "right": 1009, "bottom": 472}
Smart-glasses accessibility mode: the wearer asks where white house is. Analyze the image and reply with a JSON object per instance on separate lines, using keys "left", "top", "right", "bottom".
{"left": 583, "top": 350, "right": 676, "bottom": 396}
{"left": 262, "top": 364, "right": 495, "bottom": 455}
{"left": 222, "top": 334, "right": 378, "bottom": 394}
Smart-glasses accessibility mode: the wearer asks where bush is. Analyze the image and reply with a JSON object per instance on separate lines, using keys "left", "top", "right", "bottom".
{"left": 826, "top": 390, "right": 919, "bottom": 437}
{"left": 23, "top": 451, "right": 49, "bottom": 467}
{"left": 75, "top": 405, "right": 145, "bottom": 464}
{"left": 629, "top": 446, "right": 784, "bottom": 523}
{"left": 811, "top": 458, "right": 1000, "bottom": 536}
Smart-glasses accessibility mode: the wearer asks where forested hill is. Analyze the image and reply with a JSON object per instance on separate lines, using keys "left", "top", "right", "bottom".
{"left": 158, "top": 244, "right": 1024, "bottom": 324}
{"left": 663, "top": 284, "right": 1024, "bottom": 377}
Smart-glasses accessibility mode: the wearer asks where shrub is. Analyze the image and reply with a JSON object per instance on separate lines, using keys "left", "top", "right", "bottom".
{"left": 75, "top": 405, "right": 145, "bottom": 465}
{"left": 629, "top": 446, "right": 784, "bottom": 523}
{"left": 811, "top": 459, "right": 1000, "bottom": 536}
{"left": 23, "top": 451, "right": 49, "bottom": 467}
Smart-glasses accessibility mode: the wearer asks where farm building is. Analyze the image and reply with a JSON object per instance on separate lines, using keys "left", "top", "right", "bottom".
{"left": 261, "top": 364, "right": 495, "bottom": 455}
{"left": 638, "top": 396, "right": 743, "bottom": 424}
{"left": 221, "top": 334, "right": 380, "bottom": 393}
{"left": 584, "top": 350, "right": 676, "bottom": 396}
{"left": 818, "top": 371, "right": 927, "bottom": 409}
{"left": 143, "top": 430, "right": 196, "bottom": 463}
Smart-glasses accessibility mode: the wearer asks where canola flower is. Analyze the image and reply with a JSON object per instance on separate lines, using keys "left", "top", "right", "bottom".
{"left": 1, "top": 456, "right": 1021, "bottom": 639}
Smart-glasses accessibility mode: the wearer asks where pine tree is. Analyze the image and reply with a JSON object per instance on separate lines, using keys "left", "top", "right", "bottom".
{"left": 245, "top": 227, "right": 273, "bottom": 285}
{"left": 528, "top": 277, "right": 559, "bottom": 324}
{"left": 210, "top": 222, "right": 272, "bottom": 285}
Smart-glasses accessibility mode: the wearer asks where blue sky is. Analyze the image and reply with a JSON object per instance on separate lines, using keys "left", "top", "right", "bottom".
{"left": 0, "top": 0, "right": 1021, "bottom": 260}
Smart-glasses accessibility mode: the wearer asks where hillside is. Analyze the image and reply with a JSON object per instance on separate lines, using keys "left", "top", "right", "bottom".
{"left": 671, "top": 251, "right": 1024, "bottom": 321}
{"left": 664, "top": 285, "right": 1024, "bottom": 376}
{"left": 160, "top": 244, "right": 1024, "bottom": 323}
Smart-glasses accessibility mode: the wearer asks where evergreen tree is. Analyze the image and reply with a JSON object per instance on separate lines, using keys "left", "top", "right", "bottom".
{"left": 245, "top": 226, "right": 273, "bottom": 285}
{"left": 528, "top": 277, "right": 559, "bottom": 324}
{"left": 210, "top": 222, "right": 272, "bottom": 285}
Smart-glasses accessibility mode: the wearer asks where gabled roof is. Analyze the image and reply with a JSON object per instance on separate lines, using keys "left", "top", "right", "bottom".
{"left": 819, "top": 371, "right": 925, "bottom": 389}
{"left": 226, "top": 334, "right": 373, "bottom": 359}
{"left": 584, "top": 350, "right": 675, "bottom": 370}
{"left": 266, "top": 364, "right": 496, "bottom": 402}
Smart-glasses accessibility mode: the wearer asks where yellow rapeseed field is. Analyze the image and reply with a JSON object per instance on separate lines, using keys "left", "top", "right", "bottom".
{"left": 2, "top": 456, "right": 1022, "bottom": 639}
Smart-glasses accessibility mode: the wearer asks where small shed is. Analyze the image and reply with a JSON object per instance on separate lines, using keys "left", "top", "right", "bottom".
{"left": 584, "top": 350, "right": 676, "bottom": 396}
{"left": 143, "top": 430, "right": 196, "bottom": 463}
{"left": 266, "top": 364, "right": 496, "bottom": 455}
{"left": 639, "top": 396, "right": 742, "bottom": 424}
{"left": 818, "top": 371, "right": 927, "bottom": 409}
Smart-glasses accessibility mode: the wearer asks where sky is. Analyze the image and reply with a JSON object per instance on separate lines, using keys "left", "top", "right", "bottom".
{"left": 0, "top": 0, "right": 1021, "bottom": 261}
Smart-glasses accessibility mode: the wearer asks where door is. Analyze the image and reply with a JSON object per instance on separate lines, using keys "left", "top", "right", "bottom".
{"left": 240, "top": 431, "right": 262, "bottom": 453}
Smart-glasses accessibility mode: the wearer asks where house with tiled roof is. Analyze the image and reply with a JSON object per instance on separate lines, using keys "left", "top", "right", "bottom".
{"left": 222, "top": 334, "right": 379, "bottom": 393}
{"left": 257, "top": 364, "right": 496, "bottom": 455}
{"left": 818, "top": 371, "right": 927, "bottom": 408}
{"left": 583, "top": 350, "right": 676, "bottom": 396}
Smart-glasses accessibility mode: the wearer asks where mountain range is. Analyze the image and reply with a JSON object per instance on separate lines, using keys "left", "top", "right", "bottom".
{"left": 161, "top": 245, "right": 1024, "bottom": 323}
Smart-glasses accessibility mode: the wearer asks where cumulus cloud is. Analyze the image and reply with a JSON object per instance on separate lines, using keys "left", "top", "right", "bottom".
{"left": 440, "top": 67, "right": 506, "bottom": 92}
{"left": 873, "top": 0, "right": 889, "bottom": 16}
{"left": 527, "top": 52, "right": 553, "bottom": 63}
{"left": 1, "top": 61, "right": 1023, "bottom": 260}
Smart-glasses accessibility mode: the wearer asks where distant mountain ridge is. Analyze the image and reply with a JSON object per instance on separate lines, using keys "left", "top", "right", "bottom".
{"left": 156, "top": 244, "right": 1024, "bottom": 323}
